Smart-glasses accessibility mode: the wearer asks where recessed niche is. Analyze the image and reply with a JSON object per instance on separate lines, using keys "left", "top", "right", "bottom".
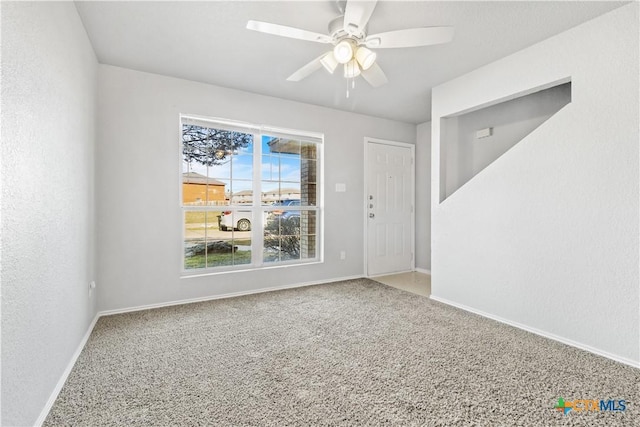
{"left": 439, "top": 80, "right": 572, "bottom": 202}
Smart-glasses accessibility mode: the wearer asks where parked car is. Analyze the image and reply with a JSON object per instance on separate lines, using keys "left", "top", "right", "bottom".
{"left": 219, "top": 211, "right": 251, "bottom": 232}
{"left": 269, "top": 199, "right": 300, "bottom": 217}
{"left": 267, "top": 200, "right": 301, "bottom": 229}
{"left": 220, "top": 200, "right": 301, "bottom": 232}
{"left": 280, "top": 210, "right": 300, "bottom": 220}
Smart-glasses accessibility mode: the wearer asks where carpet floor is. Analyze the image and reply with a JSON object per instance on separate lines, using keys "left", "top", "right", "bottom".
{"left": 45, "top": 278, "right": 639, "bottom": 426}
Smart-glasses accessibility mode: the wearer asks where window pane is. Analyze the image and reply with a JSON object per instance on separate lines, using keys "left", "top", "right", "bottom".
{"left": 262, "top": 135, "right": 275, "bottom": 155}
{"left": 182, "top": 125, "right": 253, "bottom": 207}
{"left": 219, "top": 209, "right": 252, "bottom": 233}
{"left": 183, "top": 173, "right": 228, "bottom": 206}
{"left": 261, "top": 182, "right": 279, "bottom": 205}
{"left": 231, "top": 154, "right": 253, "bottom": 180}
{"left": 261, "top": 156, "right": 279, "bottom": 181}
{"left": 184, "top": 210, "right": 222, "bottom": 269}
{"left": 260, "top": 183, "right": 301, "bottom": 205}
{"left": 301, "top": 142, "right": 317, "bottom": 160}
{"left": 205, "top": 238, "right": 235, "bottom": 268}
{"left": 263, "top": 136, "right": 300, "bottom": 156}
{"left": 300, "top": 159, "right": 317, "bottom": 206}
{"left": 280, "top": 156, "right": 301, "bottom": 183}
{"left": 300, "top": 211, "right": 317, "bottom": 260}
{"left": 230, "top": 181, "right": 252, "bottom": 205}
{"left": 233, "top": 210, "right": 253, "bottom": 233}
{"left": 271, "top": 138, "right": 300, "bottom": 157}
{"left": 206, "top": 211, "right": 252, "bottom": 267}
{"left": 182, "top": 125, "right": 253, "bottom": 165}
{"left": 206, "top": 178, "right": 227, "bottom": 206}
{"left": 208, "top": 161, "right": 231, "bottom": 181}
{"left": 278, "top": 186, "right": 300, "bottom": 203}
{"left": 236, "top": 137, "right": 254, "bottom": 155}
{"left": 232, "top": 211, "right": 252, "bottom": 266}
{"left": 263, "top": 210, "right": 301, "bottom": 263}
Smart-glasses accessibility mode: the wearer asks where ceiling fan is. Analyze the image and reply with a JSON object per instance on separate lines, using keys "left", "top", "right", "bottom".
{"left": 246, "top": 0, "right": 454, "bottom": 92}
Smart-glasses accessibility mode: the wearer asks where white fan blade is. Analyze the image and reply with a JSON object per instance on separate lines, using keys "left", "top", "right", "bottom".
{"left": 365, "top": 27, "right": 454, "bottom": 49}
{"left": 343, "top": 0, "right": 377, "bottom": 35}
{"left": 247, "top": 20, "right": 332, "bottom": 44}
{"left": 287, "top": 54, "right": 326, "bottom": 82}
{"left": 361, "top": 62, "right": 387, "bottom": 87}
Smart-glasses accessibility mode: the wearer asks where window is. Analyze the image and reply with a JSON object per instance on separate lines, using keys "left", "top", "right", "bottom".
{"left": 181, "top": 115, "right": 322, "bottom": 273}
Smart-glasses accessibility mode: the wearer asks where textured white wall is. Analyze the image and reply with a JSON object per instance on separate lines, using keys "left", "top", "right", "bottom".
{"left": 431, "top": 4, "right": 639, "bottom": 364}
{"left": 415, "top": 122, "right": 431, "bottom": 271}
{"left": 97, "top": 65, "right": 415, "bottom": 311}
{"left": 443, "top": 83, "right": 571, "bottom": 199}
{"left": 1, "top": 2, "right": 98, "bottom": 425}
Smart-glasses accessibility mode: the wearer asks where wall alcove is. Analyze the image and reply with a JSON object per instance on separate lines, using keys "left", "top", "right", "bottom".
{"left": 440, "top": 80, "right": 572, "bottom": 202}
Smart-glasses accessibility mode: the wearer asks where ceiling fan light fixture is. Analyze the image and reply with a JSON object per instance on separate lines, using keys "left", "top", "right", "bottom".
{"left": 355, "top": 46, "right": 376, "bottom": 70}
{"left": 320, "top": 51, "right": 339, "bottom": 74}
{"left": 344, "top": 58, "right": 361, "bottom": 78}
{"left": 246, "top": 1, "right": 454, "bottom": 90}
{"left": 333, "top": 40, "right": 354, "bottom": 64}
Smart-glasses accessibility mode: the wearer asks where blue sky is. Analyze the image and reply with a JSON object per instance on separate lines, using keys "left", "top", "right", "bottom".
{"left": 182, "top": 134, "right": 311, "bottom": 194}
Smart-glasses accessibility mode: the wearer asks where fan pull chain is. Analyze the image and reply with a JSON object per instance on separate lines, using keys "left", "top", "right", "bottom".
{"left": 346, "top": 76, "right": 357, "bottom": 98}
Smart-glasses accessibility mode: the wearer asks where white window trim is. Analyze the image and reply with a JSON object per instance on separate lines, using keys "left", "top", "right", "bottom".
{"left": 179, "top": 114, "right": 324, "bottom": 276}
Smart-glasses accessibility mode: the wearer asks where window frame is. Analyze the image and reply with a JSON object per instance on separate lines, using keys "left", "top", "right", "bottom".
{"left": 179, "top": 114, "right": 324, "bottom": 276}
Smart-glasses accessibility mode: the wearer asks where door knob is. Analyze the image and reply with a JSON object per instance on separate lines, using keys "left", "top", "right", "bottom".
{"left": 369, "top": 213, "right": 375, "bottom": 218}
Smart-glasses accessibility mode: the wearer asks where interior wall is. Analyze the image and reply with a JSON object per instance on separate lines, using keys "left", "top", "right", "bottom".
{"left": 415, "top": 122, "right": 431, "bottom": 271}
{"left": 1, "top": 2, "right": 98, "bottom": 425}
{"left": 442, "top": 82, "right": 571, "bottom": 200}
{"left": 431, "top": 3, "right": 639, "bottom": 364}
{"left": 97, "top": 65, "right": 415, "bottom": 311}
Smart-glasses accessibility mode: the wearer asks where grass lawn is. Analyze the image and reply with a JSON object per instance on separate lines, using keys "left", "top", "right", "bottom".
{"left": 184, "top": 211, "right": 222, "bottom": 224}
{"left": 233, "top": 239, "right": 251, "bottom": 246}
{"left": 185, "top": 249, "right": 251, "bottom": 269}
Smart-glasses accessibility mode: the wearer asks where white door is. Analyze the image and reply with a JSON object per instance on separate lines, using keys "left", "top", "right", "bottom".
{"left": 366, "top": 140, "right": 414, "bottom": 276}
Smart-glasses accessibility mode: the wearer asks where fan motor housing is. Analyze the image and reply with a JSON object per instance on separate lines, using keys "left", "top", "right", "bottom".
{"left": 329, "top": 16, "right": 366, "bottom": 42}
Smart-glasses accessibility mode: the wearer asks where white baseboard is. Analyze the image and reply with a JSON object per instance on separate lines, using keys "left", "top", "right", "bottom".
{"left": 99, "top": 275, "right": 364, "bottom": 317}
{"left": 415, "top": 268, "right": 431, "bottom": 275}
{"left": 35, "top": 313, "right": 100, "bottom": 426}
{"left": 429, "top": 295, "right": 640, "bottom": 369}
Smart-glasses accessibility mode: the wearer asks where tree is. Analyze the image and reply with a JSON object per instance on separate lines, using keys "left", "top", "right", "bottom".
{"left": 263, "top": 216, "right": 300, "bottom": 260}
{"left": 182, "top": 124, "right": 252, "bottom": 167}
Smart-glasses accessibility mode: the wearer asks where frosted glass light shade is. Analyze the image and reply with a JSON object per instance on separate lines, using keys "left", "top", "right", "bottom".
{"left": 355, "top": 46, "right": 376, "bottom": 70}
{"left": 343, "top": 59, "right": 361, "bottom": 78}
{"left": 320, "top": 52, "right": 339, "bottom": 74}
{"left": 333, "top": 40, "right": 354, "bottom": 64}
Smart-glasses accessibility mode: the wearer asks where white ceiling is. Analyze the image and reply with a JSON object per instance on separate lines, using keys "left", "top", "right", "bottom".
{"left": 75, "top": 1, "right": 625, "bottom": 124}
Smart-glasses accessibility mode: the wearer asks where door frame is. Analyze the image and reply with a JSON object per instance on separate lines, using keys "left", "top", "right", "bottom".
{"left": 363, "top": 137, "right": 416, "bottom": 277}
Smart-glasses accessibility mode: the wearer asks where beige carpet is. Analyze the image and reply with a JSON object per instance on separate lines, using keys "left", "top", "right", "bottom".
{"left": 45, "top": 278, "right": 638, "bottom": 426}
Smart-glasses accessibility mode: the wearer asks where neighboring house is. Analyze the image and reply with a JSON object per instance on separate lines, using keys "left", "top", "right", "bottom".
{"left": 182, "top": 172, "right": 226, "bottom": 205}
{"left": 230, "top": 189, "right": 253, "bottom": 204}
{"left": 229, "top": 189, "right": 301, "bottom": 204}
{"left": 261, "top": 188, "right": 300, "bottom": 204}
